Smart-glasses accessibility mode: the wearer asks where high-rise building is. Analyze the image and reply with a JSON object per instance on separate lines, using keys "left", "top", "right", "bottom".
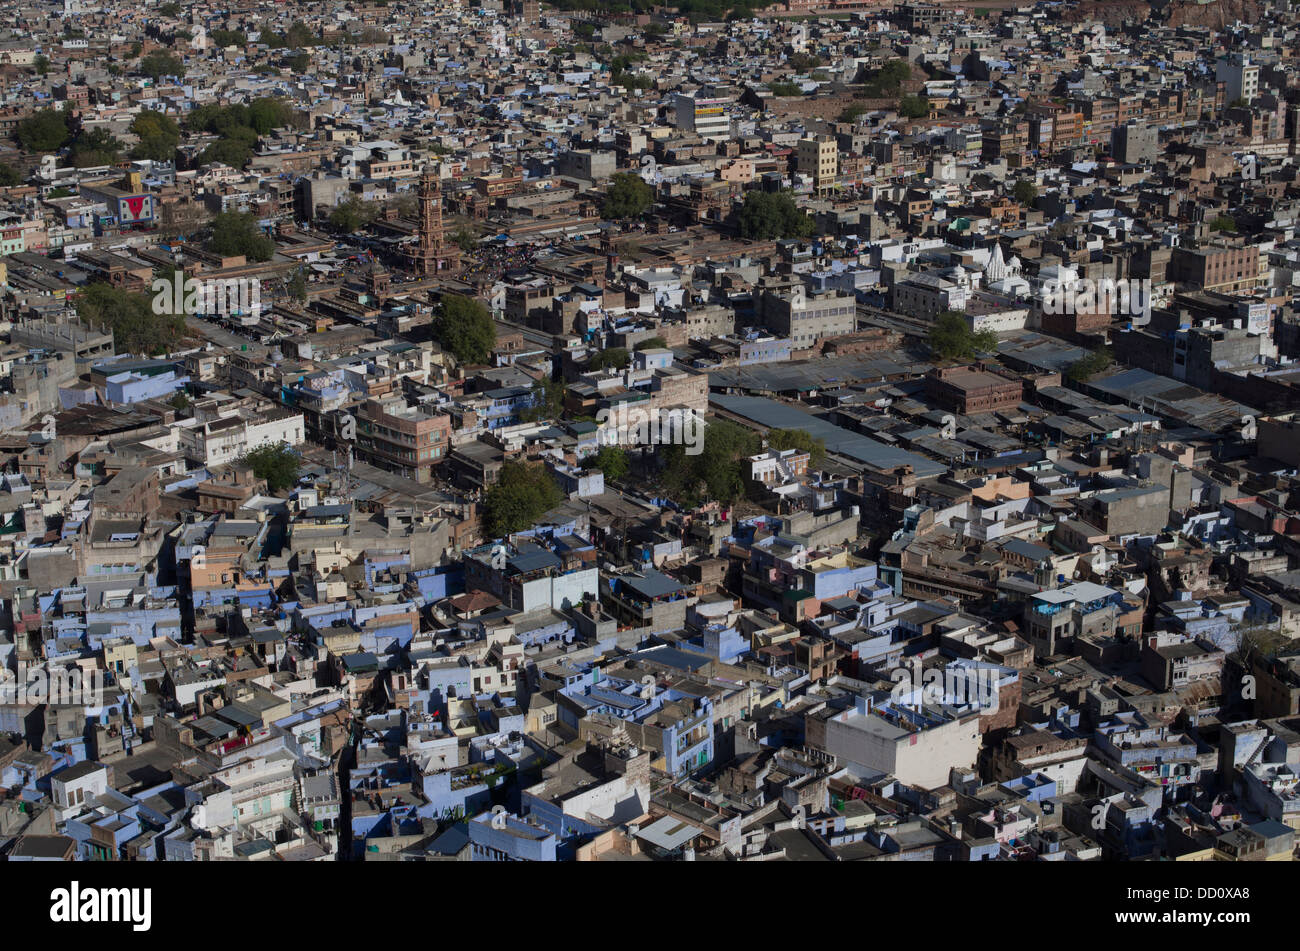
{"left": 797, "top": 135, "right": 838, "bottom": 193}
{"left": 673, "top": 90, "right": 731, "bottom": 140}
{"left": 1111, "top": 121, "right": 1158, "bottom": 165}
{"left": 1216, "top": 53, "right": 1260, "bottom": 105}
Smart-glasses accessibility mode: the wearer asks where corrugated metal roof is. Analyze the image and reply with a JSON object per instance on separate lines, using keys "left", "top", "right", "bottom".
{"left": 711, "top": 394, "right": 947, "bottom": 477}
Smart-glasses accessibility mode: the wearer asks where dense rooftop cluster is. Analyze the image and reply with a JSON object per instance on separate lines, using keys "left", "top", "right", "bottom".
{"left": 3, "top": 0, "right": 1300, "bottom": 864}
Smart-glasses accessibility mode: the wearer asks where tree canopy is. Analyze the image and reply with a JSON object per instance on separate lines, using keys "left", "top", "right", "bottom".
{"left": 483, "top": 461, "right": 564, "bottom": 538}
{"left": 210, "top": 29, "right": 248, "bottom": 48}
{"left": 602, "top": 172, "right": 654, "bottom": 219}
{"left": 130, "top": 109, "right": 181, "bottom": 162}
{"left": 927, "top": 311, "right": 998, "bottom": 361}
{"left": 837, "top": 102, "right": 868, "bottom": 123}
{"left": 328, "top": 195, "right": 377, "bottom": 232}
{"left": 1012, "top": 180, "right": 1038, "bottom": 206}
{"left": 433, "top": 294, "right": 496, "bottom": 365}
{"left": 451, "top": 226, "right": 478, "bottom": 253}
{"left": 76, "top": 282, "right": 187, "bottom": 356}
{"left": 767, "top": 428, "right": 826, "bottom": 466}
{"left": 68, "top": 128, "right": 122, "bottom": 168}
{"left": 658, "top": 418, "right": 760, "bottom": 507}
{"left": 1066, "top": 347, "right": 1114, "bottom": 382}
{"left": 139, "top": 51, "right": 185, "bottom": 82}
{"left": 286, "top": 268, "right": 308, "bottom": 302}
{"left": 207, "top": 211, "right": 275, "bottom": 262}
{"left": 737, "top": 190, "right": 816, "bottom": 241}
{"left": 587, "top": 446, "right": 630, "bottom": 482}
{"left": 15, "top": 109, "right": 70, "bottom": 152}
{"left": 588, "top": 347, "right": 630, "bottom": 372}
{"left": 899, "top": 95, "right": 930, "bottom": 119}
{"left": 519, "top": 377, "right": 566, "bottom": 423}
{"left": 237, "top": 443, "right": 300, "bottom": 492}
{"left": 859, "top": 59, "right": 912, "bottom": 98}
{"left": 187, "top": 98, "right": 297, "bottom": 169}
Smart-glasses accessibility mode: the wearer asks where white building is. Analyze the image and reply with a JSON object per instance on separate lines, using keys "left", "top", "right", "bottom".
{"left": 176, "top": 410, "right": 305, "bottom": 467}
{"left": 673, "top": 90, "right": 731, "bottom": 140}
{"left": 823, "top": 695, "right": 980, "bottom": 790}
{"left": 51, "top": 760, "right": 110, "bottom": 819}
{"left": 1216, "top": 53, "right": 1260, "bottom": 104}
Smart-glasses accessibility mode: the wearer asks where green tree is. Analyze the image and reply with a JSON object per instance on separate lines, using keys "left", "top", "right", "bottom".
{"left": 1066, "top": 347, "right": 1114, "bottom": 382}
{"left": 287, "top": 268, "right": 308, "bottom": 302}
{"left": 259, "top": 25, "right": 287, "bottom": 48}
{"left": 899, "top": 94, "right": 929, "bottom": 119}
{"left": 15, "top": 109, "right": 71, "bottom": 152}
{"left": 286, "top": 21, "right": 317, "bottom": 47}
{"left": 286, "top": 51, "right": 311, "bottom": 73}
{"left": 34, "top": 55, "right": 49, "bottom": 76}
{"left": 0, "top": 164, "right": 21, "bottom": 187}
{"left": 169, "top": 390, "right": 191, "bottom": 411}
{"left": 737, "top": 190, "right": 815, "bottom": 241}
{"left": 927, "top": 311, "right": 997, "bottom": 361}
{"left": 483, "top": 461, "right": 564, "bottom": 537}
{"left": 451, "top": 226, "right": 478, "bottom": 253}
{"left": 769, "top": 81, "right": 802, "bottom": 97}
{"left": 68, "top": 128, "right": 122, "bottom": 168}
{"left": 612, "top": 69, "right": 652, "bottom": 91}
{"left": 433, "top": 294, "right": 495, "bottom": 365}
{"left": 210, "top": 29, "right": 248, "bottom": 48}
{"left": 76, "top": 282, "right": 187, "bottom": 356}
{"left": 328, "top": 195, "right": 377, "bottom": 232}
{"left": 198, "top": 134, "right": 255, "bottom": 168}
{"left": 659, "top": 418, "right": 759, "bottom": 506}
{"left": 519, "top": 376, "right": 565, "bottom": 422}
{"left": 767, "top": 428, "right": 826, "bottom": 466}
{"left": 859, "top": 58, "right": 912, "bottom": 97}
{"left": 1209, "top": 214, "right": 1236, "bottom": 233}
{"left": 588, "top": 347, "right": 629, "bottom": 371}
{"left": 248, "top": 97, "right": 294, "bottom": 135}
{"left": 788, "top": 52, "right": 822, "bottom": 72}
{"left": 587, "top": 446, "right": 629, "bottom": 482}
{"left": 1012, "top": 180, "right": 1038, "bottom": 206}
{"left": 158, "top": 2, "right": 180, "bottom": 14}
{"left": 837, "top": 102, "right": 868, "bottom": 123}
{"left": 130, "top": 109, "right": 181, "bottom": 161}
{"left": 237, "top": 443, "right": 301, "bottom": 492}
{"left": 208, "top": 211, "right": 275, "bottom": 261}
{"left": 602, "top": 172, "right": 654, "bottom": 219}
{"left": 139, "top": 51, "right": 185, "bottom": 82}
{"left": 634, "top": 336, "right": 667, "bottom": 351}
